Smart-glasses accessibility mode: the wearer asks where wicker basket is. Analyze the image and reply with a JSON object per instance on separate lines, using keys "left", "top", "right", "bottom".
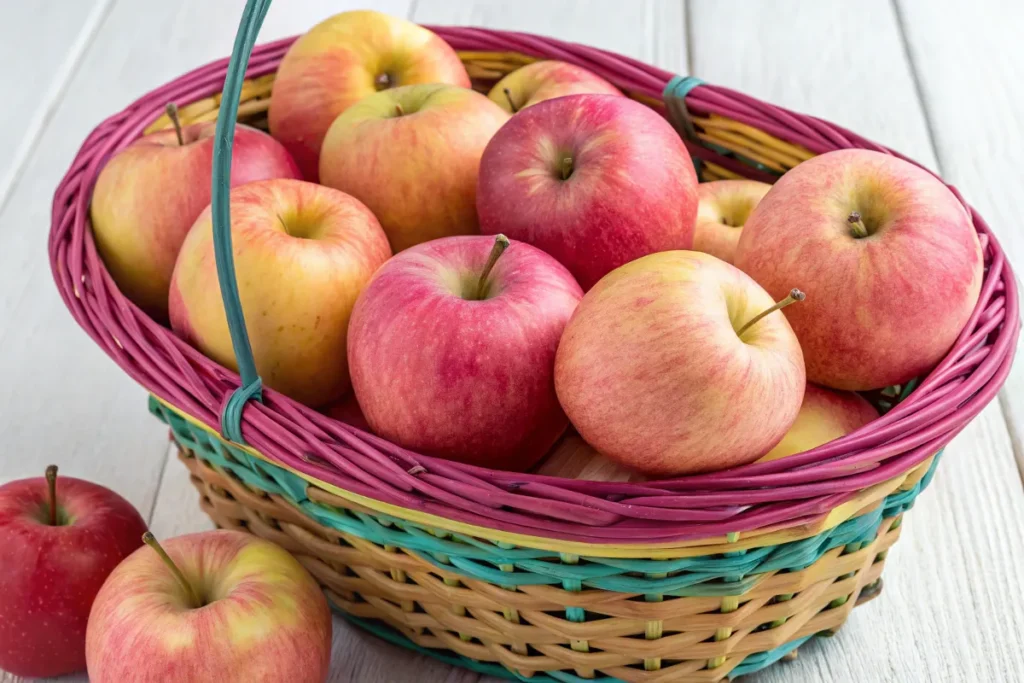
{"left": 50, "top": 1, "right": 1019, "bottom": 681}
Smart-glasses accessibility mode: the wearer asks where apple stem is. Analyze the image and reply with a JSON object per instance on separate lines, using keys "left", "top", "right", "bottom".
{"left": 375, "top": 72, "right": 392, "bottom": 91}
{"left": 394, "top": 102, "right": 404, "bottom": 117}
{"left": 45, "top": 465, "right": 58, "bottom": 526}
{"left": 502, "top": 87, "right": 519, "bottom": 113}
{"left": 560, "top": 156, "right": 574, "bottom": 181}
{"left": 142, "top": 531, "right": 202, "bottom": 609}
{"left": 736, "top": 288, "right": 806, "bottom": 337}
{"left": 165, "top": 103, "right": 184, "bottom": 146}
{"left": 848, "top": 211, "right": 869, "bottom": 238}
{"left": 476, "top": 234, "right": 511, "bottom": 300}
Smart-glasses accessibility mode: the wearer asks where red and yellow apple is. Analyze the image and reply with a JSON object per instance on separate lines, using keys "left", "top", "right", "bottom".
{"left": 488, "top": 60, "right": 622, "bottom": 113}
{"left": 320, "top": 84, "right": 509, "bottom": 253}
{"left": 268, "top": 10, "right": 470, "bottom": 180}
{"left": 86, "top": 530, "right": 331, "bottom": 683}
{"left": 694, "top": 179, "right": 772, "bottom": 264}
{"left": 169, "top": 179, "right": 391, "bottom": 407}
{"left": 90, "top": 116, "right": 300, "bottom": 319}
{"left": 759, "top": 384, "right": 878, "bottom": 461}
{"left": 0, "top": 466, "right": 146, "bottom": 677}
{"left": 735, "top": 149, "right": 983, "bottom": 390}
{"left": 555, "top": 251, "right": 805, "bottom": 477}
{"left": 347, "top": 235, "right": 583, "bottom": 471}
{"left": 477, "top": 94, "right": 699, "bottom": 290}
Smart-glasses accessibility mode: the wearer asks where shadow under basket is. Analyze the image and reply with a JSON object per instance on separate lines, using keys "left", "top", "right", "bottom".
{"left": 155, "top": 397, "right": 933, "bottom": 683}
{"left": 50, "top": 1, "right": 1019, "bottom": 681}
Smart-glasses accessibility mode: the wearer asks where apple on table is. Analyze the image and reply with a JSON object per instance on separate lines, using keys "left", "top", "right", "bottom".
{"left": 86, "top": 530, "right": 331, "bottom": 682}
{"left": 488, "top": 60, "right": 622, "bottom": 113}
{"left": 319, "top": 83, "right": 509, "bottom": 253}
{"left": 90, "top": 104, "right": 300, "bottom": 320}
{"left": 477, "top": 94, "right": 699, "bottom": 290}
{"left": 269, "top": 10, "right": 470, "bottom": 181}
{"left": 0, "top": 466, "right": 147, "bottom": 678}
{"left": 693, "top": 179, "right": 772, "bottom": 265}
{"left": 347, "top": 234, "right": 583, "bottom": 472}
{"left": 555, "top": 250, "right": 806, "bottom": 477}
{"left": 735, "top": 148, "right": 984, "bottom": 391}
{"left": 170, "top": 178, "right": 392, "bottom": 408}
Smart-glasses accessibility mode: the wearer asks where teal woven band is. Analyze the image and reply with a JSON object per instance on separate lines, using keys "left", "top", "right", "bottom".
{"left": 220, "top": 378, "right": 263, "bottom": 444}
{"left": 211, "top": 0, "right": 272, "bottom": 440}
{"left": 663, "top": 74, "right": 705, "bottom": 141}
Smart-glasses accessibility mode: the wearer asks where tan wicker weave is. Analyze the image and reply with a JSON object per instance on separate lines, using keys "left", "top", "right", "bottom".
{"left": 181, "top": 447, "right": 891, "bottom": 683}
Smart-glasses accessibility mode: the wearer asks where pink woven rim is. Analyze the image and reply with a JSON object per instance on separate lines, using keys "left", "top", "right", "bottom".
{"left": 50, "top": 27, "right": 1019, "bottom": 545}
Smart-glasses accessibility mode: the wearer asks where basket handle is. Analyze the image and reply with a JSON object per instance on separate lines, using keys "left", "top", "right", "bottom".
{"left": 211, "top": 0, "right": 272, "bottom": 443}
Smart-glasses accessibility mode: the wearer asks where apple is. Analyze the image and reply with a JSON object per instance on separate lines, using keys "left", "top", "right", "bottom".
{"left": 734, "top": 149, "right": 984, "bottom": 390}
{"left": 555, "top": 250, "right": 805, "bottom": 477}
{"left": 759, "top": 384, "right": 878, "bottom": 462}
{"left": 347, "top": 234, "right": 583, "bottom": 471}
{"left": 319, "top": 84, "right": 509, "bottom": 253}
{"left": 90, "top": 105, "right": 300, "bottom": 320}
{"left": 86, "top": 530, "right": 331, "bottom": 682}
{"left": 169, "top": 179, "right": 391, "bottom": 407}
{"left": 269, "top": 10, "right": 470, "bottom": 180}
{"left": 693, "top": 179, "right": 772, "bottom": 264}
{"left": 0, "top": 466, "right": 146, "bottom": 677}
{"left": 477, "top": 94, "right": 699, "bottom": 290}
{"left": 488, "top": 60, "right": 622, "bottom": 114}
{"left": 533, "top": 432, "right": 645, "bottom": 483}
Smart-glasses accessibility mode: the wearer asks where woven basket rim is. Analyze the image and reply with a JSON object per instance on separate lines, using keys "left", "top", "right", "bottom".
{"left": 49, "top": 25, "right": 1019, "bottom": 546}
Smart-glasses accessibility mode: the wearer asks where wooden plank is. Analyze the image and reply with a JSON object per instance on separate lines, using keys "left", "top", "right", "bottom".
{"left": 0, "top": 0, "right": 110, "bottom": 212}
{"left": 688, "top": 1, "right": 1024, "bottom": 681}
{"left": 895, "top": 0, "right": 1024, "bottom": 478}
{"left": 413, "top": 0, "right": 687, "bottom": 73}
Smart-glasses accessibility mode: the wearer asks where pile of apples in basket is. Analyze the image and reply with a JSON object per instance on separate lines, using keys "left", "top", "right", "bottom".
{"left": 97, "top": 10, "right": 981, "bottom": 478}
{"left": 0, "top": 9, "right": 984, "bottom": 681}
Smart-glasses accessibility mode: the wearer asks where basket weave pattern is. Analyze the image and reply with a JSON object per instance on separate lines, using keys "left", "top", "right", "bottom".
{"left": 50, "top": 22, "right": 1018, "bottom": 683}
{"left": 157, "top": 398, "right": 931, "bottom": 682}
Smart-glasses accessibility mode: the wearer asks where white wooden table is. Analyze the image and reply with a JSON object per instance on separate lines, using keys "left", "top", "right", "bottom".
{"left": 2, "top": 2, "right": 1022, "bottom": 681}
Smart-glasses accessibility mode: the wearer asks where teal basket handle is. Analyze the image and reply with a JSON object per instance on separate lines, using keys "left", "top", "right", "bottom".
{"left": 211, "top": 0, "right": 272, "bottom": 443}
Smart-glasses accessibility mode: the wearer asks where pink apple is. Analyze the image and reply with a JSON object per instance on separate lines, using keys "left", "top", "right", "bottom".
{"left": 269, "top": 10, "right": 470, "bottom": 180}
{"left": 86, "top": 530, "right": 331, "bottom": 682}
{"left": 488, "top": 60, "right": 622, "bottom": 113}
{"left": 477, "top": 94, "right": 699, "bottom": 290}
{"left": 90, "top": 113, "right": 300, "bottom": 319}
{"left": 759, "top": 384, "right": 878, "bottom": 461}
{"left": 735, "top": 149, "right": 984, "bottom": 390}
{"left": 555, "top": 251, "right": 805, "bottom": 477}
{"left": 348, "top": 235, "right": 583, "bottom": 471}
{"left": 169, "top": 179, "right": 391, "bottom": 407}
{"left": 0, "top": 466, "right": 146, "bottom": 677}
{"left": 320, "top": 84, "right": 509, "bottom": 253}
{"left": 694, "top": 179, "right": 772, "bottom": 264}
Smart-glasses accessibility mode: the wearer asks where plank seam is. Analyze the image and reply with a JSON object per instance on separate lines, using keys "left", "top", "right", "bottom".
{"left": 997, "top": 394, "right": 1024, "bottom": 490}
{"left": 890, "top": 0, "right": 944, "bottom": 176}
{"left": 683, "top": 0, "right": 694, "bottom": 76}
{"left": 146, "top": 441, "right": 175, "bottom": 525}
{"left": 0, "top": 0, "right": 116, "bottom": 218}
